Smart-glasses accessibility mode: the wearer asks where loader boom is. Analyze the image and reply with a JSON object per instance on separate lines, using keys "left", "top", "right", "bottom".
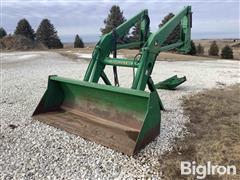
{"left": 33, "top": 6, "right": 192, "bottom": 155}
{"left": 84, "top": 6, "right": 192, "bottom": 91}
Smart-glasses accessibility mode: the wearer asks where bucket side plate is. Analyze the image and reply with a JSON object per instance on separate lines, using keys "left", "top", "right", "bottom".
{"left": 134, "top": 91, "right": 161, "bottom": 154}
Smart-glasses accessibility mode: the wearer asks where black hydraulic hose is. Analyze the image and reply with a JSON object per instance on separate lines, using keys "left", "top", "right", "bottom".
{"left": 112, "top": 28, "right": 119, "bottom": 86}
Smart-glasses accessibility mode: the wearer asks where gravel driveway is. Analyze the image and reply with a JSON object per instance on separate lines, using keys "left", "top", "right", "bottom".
{"left": 0, "top": 51, "right": 239, "bottom": 179}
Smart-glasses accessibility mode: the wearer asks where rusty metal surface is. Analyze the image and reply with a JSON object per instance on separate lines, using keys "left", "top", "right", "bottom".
{"left": 34, "top": 107, "right": 141, "bottom": 155}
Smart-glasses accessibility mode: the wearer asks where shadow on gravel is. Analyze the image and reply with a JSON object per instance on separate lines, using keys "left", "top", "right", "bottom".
{"left": 155, "top": 84, "right": 240, "bottom": 180}
{"left": 9, "top": 124, "right": 18, "bottom": 129}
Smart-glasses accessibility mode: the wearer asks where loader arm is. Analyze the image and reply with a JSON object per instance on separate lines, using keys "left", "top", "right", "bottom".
{"left": 132, "top": 6, "right": 192, "bottom": 90}
{"left": 83, "top": 9, "right": 150, "bottom": 83}
{"left": 84, "top": 6, "right": 192, "bottom": 91}
{"left": 33, "top": 6, "right": 192, "bottom": 155}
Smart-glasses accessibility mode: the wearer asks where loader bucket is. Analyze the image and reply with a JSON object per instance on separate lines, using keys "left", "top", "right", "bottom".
{"left": 33, "top": 75, "right": 161, "bottom": 155}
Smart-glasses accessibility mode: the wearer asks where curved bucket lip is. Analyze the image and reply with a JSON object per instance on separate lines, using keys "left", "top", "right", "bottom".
{"left": 50, "top": 75, "right": 150, "bottom": 98}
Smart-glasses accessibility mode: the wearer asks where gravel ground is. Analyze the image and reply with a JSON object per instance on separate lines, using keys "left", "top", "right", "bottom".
{"left": 0, "top": 51, "right": 239, "bottom": 179}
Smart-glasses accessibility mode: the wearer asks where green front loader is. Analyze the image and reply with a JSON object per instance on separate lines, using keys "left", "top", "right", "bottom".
{"left": 33, "top": 6, "right": 192, "bottom": 155}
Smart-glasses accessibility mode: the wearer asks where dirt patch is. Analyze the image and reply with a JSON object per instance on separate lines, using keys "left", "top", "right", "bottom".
{"left": 54, "top": 48, "right": 93, "bottom": 60}
{"left": 156, "top": 84, "right": 240, "bottom": 179}
{"left": 57, "top": 51, "right": 80, "bottom": 60}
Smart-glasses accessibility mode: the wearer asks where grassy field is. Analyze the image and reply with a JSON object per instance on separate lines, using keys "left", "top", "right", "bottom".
{"left": 155, "top": 84, "right": 240, "bottom": 179}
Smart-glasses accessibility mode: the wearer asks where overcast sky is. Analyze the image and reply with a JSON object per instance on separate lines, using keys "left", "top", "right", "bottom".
{"left": 1, "top": 0, "right": 239, "bottom": 42}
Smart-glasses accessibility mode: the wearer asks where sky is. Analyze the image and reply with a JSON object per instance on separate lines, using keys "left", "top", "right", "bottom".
{"left": 1, "top": 0, "right": 239, "bottom": 42}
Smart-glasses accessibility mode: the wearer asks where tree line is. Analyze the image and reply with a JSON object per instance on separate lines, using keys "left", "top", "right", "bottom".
{"left": 100, "top": 5, "right": 234, "bottom": 59}
{"left": 0, "top": 19, "right": 84, "bottom": 49}
{"left": 189, "top": 40, "right": 234, "bottom": 59}
{"left": 0, "top": 5, "right": 235, "bottom": 58}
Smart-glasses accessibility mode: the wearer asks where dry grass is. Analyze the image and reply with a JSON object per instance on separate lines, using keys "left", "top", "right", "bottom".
{"left": 119, "top": 49, "right": 214, "bottom": 61}
{"left": 56, "top": 47, "right": 215, "bottom": 61}
{"left": 156, "top": 84, "right": 240, "bottom": 180}
{"left": 0, "top": 35, "right": 46, "bottom": 51}
{"left": 60, "top": 39, "right": 240, "bottom": 61}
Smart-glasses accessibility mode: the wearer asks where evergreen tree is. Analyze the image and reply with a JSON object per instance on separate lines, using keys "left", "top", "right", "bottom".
{"left": 221, "top": 45, "right": 234, "bottom": 59}
{"left": 208, "top": 41, "right": 219, "bottom": 56}
{"left": 188, "top": 40, "right": 197, "bottom": 55}
{"left": 14, "top": 19, "right": 35, "bottom": 40}
{"left": 36, "top": 19, "right": 63, "bottom": 49}
{"left": 100, "top": 5, "right": 126, "bottom": 35}
{"left": 196, "top": 43, "right": 204, "bottom": 55}
{"left": 0, "top": 27, "right": 7, "bottom": 38}
{"left": 159, "top": 13, "right": 180, "bottom": 45}
{"left": 74, "top": 34, "right": 84, "bottom": 48}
